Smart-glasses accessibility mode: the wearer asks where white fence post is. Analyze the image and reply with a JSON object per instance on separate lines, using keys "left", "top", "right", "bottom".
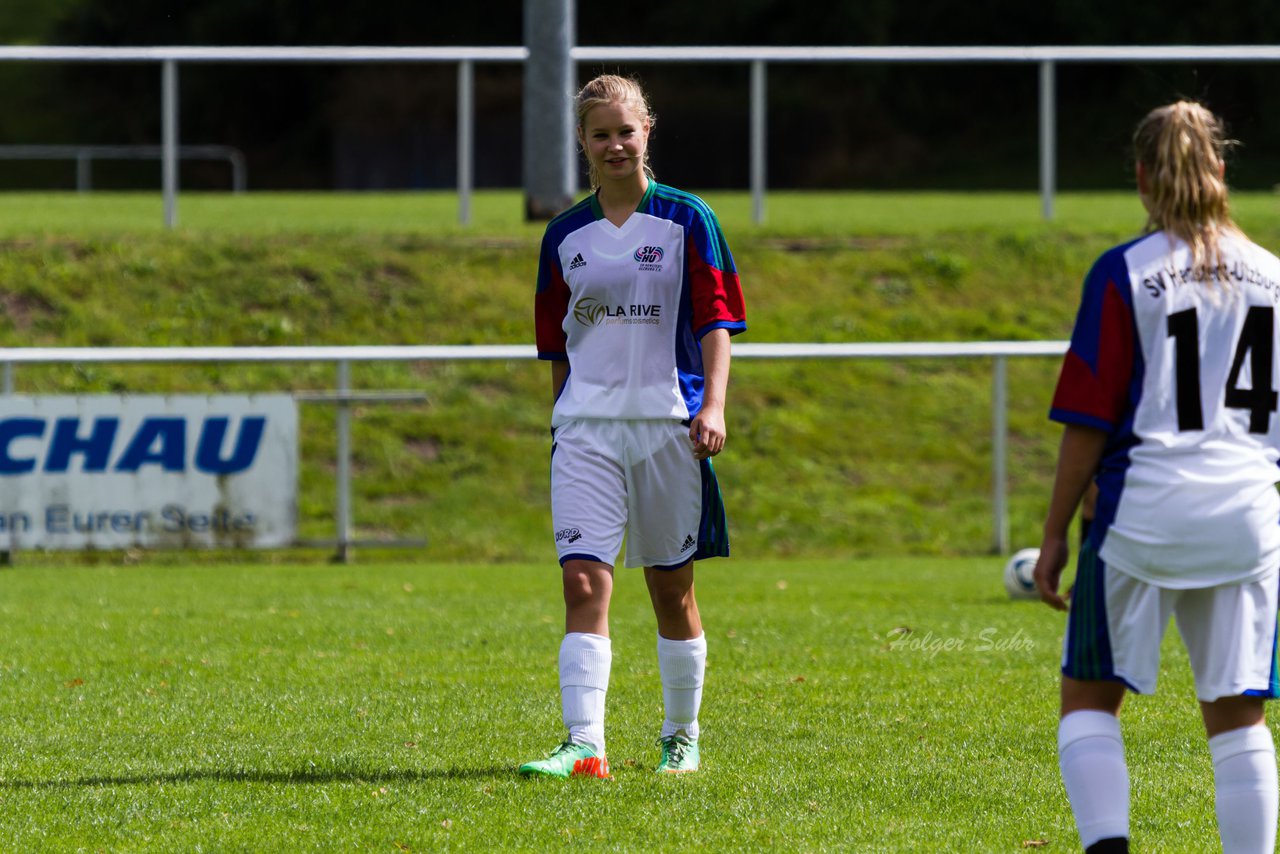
{"left": 992, "top": 355, "right": 1010, "bottom": 554}
{"left": 750, "top": 59, "right": 766, "bottom": 225}
{"left": 335, "top": 359, "right": 352, "bottom": 563}
{"left": 1, "top": 362, "right": 11, "bottom": 564}
{"left": 457, "top": 59, "right": 474, "bottom": 226}
{"left": 1039, "top": 60, "right": 1056, "bottom": 222}
{"left": 162, "top": 59, "right": 178, "bottom": 229}
{"left": 76, "top": 150, "right": 91, "bottom": 192}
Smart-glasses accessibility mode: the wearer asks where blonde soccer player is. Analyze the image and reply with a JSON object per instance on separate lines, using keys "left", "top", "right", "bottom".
{"left": 1035, "top": 101, "right": 1280, "bottom": 853}
{"left": 521, "top": 74, "right": 746, "bottom": 778}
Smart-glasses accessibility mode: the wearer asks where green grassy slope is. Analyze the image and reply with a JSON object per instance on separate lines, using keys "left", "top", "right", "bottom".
{"left": 3, "top": 190, "right": 1279, "bottom": 561}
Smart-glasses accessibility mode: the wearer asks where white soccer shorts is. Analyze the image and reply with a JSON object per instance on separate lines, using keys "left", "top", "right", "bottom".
{"left": 1063, "top": 543, "right": 1280, "bottom": 701}
{"left": 550, "top": 418, "right": 717, "bottom": 570}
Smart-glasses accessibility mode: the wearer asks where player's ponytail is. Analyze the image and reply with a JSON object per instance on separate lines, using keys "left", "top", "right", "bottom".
{"left": 575, "top": 74, "right": 656, "bottom": 191}
{"left": 1133, "top": 100, "right": 1243, "bottom": 276}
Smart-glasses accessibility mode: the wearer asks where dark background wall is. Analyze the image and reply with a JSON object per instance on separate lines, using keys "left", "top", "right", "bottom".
{"left": 2, "top": 0, "right": 1279, "bottom": 192}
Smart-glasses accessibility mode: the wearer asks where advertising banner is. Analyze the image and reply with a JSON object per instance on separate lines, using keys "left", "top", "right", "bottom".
{"left": 0, "top": 395, "right": 297, "bottom": 550}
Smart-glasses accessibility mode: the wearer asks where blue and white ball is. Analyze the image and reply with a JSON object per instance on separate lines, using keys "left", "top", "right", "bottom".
{"left": 1003, "top": 547, "right": 1040, "bottom": 600}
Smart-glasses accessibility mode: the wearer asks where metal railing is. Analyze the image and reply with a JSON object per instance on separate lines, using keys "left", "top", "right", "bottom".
{"left": 2, "top": 44, "right": 1279, "bottom": 227}
{"left": 0, "top": 340, "right": 1069, "bottom": 557}
{"left": 0, "top": 144, "right": 247, "bottom": 193}
{"left": 0, "top": 46, "right": 528, "bottom": 228}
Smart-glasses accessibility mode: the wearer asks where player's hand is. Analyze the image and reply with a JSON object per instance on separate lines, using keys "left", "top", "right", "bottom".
{"left": 1033, "top": 534, "right": 1070, "bottom": 611}
{"left": 689, "top": 405, "right": 726, "bottom": 460}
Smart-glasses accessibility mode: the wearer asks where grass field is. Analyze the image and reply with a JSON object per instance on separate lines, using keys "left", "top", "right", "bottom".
{"left": 0, "top": 190, "right": 1274, "bottom": 850}
{"left": 0, "top": 556, "right": 1243, "bottom": 851}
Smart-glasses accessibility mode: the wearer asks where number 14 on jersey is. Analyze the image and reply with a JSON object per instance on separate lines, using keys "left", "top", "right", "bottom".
{"left": 1167, "top": 306, "right": 1278, "bottom": 433}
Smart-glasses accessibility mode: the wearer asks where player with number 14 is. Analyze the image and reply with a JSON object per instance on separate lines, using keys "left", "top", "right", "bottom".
{"left": 1034, "top": 101, "right": 1280, "bottom": 853}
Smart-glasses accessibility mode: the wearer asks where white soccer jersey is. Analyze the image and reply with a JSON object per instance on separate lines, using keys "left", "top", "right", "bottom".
{"left": 1051, "top": 229, "right": 1280, "bottom": 588}
{"left": 535, "top": 183, "right": 747, "bottom": 428}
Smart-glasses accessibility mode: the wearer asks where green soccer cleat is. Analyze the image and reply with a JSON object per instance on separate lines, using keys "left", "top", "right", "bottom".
{"left": 519, "top": 741, "right": 611, "bottom": 779}
{"left": 656, "top": 731, "right": 700, "bottom": 773}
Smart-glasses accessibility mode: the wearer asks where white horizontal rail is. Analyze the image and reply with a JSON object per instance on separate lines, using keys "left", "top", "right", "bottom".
{"left": 0, "top": 345, "right": 536, "bottom": 363}
{"left": 0, "top": 144, "right": 247, "bottom": 193}
{"left": 573, "top": 45, "right": 1280, "bottom": 63}
{"left": 735, "top": 341, "right": 1069, "bottom": 358}
{"left": 1, "top": 45, "right": 1277, "bottom": 64}
{"left": 0, "top": 341, "right": 1067, "bottom": 363}
{"left": 0, "top": 46, "right": 529, "bottom": 62}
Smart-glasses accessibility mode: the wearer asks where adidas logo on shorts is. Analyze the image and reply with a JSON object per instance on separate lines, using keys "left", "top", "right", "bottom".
{"left": 681, "top": 534, "right": 696, "bottom": 552}
{"left": 569, "top": 253, "right": 586, "bottom": 271}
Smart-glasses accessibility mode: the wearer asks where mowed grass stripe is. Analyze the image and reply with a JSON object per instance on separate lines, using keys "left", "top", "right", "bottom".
{"left": 4, "top": 189, "right": 1279, "bottom": 236}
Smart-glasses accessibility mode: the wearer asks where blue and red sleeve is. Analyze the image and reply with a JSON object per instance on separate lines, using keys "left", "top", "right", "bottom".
{"left": 1049, "top": 246, "right": 1136, "bottom": 431}
{"left": 688, "top": 209, "right": 747, "bottom": 340}
{"left": 535, "top": 230, "right": 569, "bottom": 361}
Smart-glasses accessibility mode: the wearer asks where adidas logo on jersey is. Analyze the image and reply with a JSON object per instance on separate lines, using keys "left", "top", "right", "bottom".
{"left": 569, "top": 253, "right": 587, "bottom": 271}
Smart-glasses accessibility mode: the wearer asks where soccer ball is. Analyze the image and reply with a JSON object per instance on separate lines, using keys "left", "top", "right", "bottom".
{"left": 1003, "top": 547, "right": 1040, "bottom": 600}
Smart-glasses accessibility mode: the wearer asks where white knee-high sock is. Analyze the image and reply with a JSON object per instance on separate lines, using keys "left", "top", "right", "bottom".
{"left": 559, "top": 632, "right": 611, "bottom": 754}
{"left": 1209, "top": 724, "right": 1277, "bottom": 854}
{"left": 657, "top": 633, "right": 706, "bottom": 740}
{"left": 1058, "top": 710, "right": 1129, "bottom": 849}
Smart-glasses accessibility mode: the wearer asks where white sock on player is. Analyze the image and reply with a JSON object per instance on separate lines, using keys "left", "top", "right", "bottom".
{"left": 657, "top": 632, "right": 706, "bottom": 740}
{"left": 1058, "top": 710, "right": 1129, "bottom": 849}
{"left": 1209, "top": 724, "right": 1277, "bottom": 854}
{"left": 559, "top": 632, "right": 611, "bottom": 754}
